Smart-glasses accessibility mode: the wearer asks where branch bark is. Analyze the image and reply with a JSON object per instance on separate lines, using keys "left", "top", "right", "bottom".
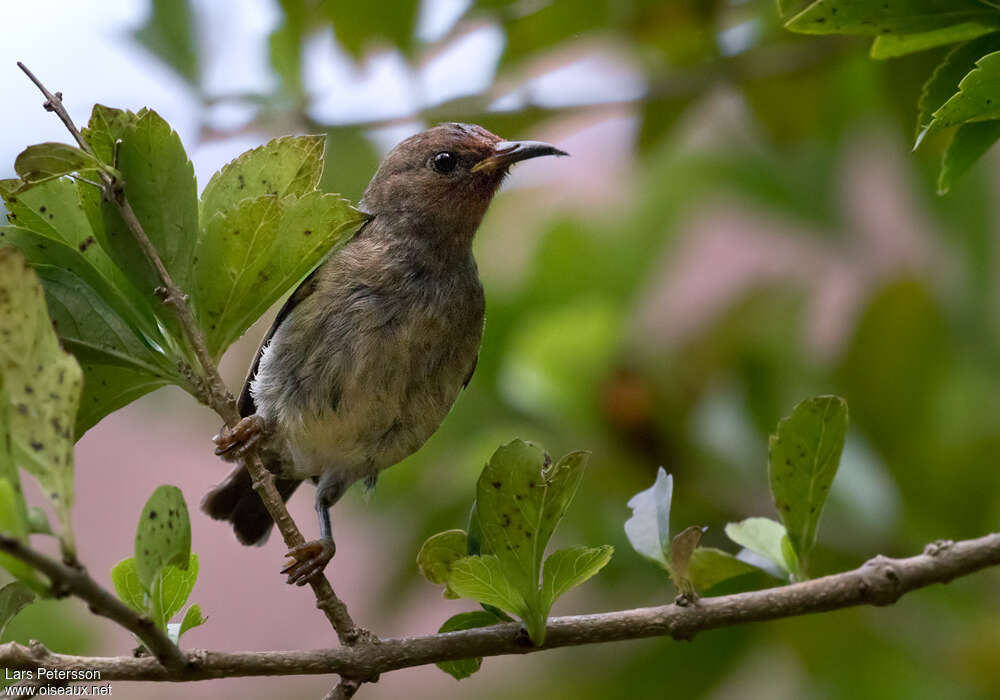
{"left": 1, "top": 533, "right": 996, "bottom": 682}
{"left": 0, "top": 535, "right": 187, "bottom": 673}
{"left": 15, "top": 63, "right": 364, "bottom": 650}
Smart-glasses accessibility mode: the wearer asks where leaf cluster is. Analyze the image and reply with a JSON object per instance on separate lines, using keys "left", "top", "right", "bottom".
{"left": 417, "top": 439, "right": 613, "bottom": 678}
{"left": 0, "top": 106, "right": 365, "bottom": 438}
{"left": 785, "top": 0, "right": 1000, "bottom": 193}
{"left": 626, "top": 396, "right": 848, "bottom": 591}
{"left": 111, "top": 485, "right": 206, "bottom": 646}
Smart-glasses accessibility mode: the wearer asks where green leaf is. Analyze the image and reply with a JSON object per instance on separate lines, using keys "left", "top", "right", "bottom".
{"left": 927, "top": 50, "right": 1000, "bottom": 135}
{"left": 459, "top": 442, "right": 590, "bottom": 646}
{"left": 0, "top": 249, "right": 82, "bottom": 551}
{"left": 1, "top": 127, "right": 175, "bottom": 438}
{"left": 0, "top": 178, "right": 132, "bottom": 303}
{"left": 74, "top": 178, "right": 174, "bottom": 339}
{"left": 199, "top": 135, "right": 325, "bottom": 221}
{"left": 73, "top": 363, "right": 170, "bottom": 438}
{"left": 134, "top": 485, "right": 192, "bottom": 589}
{"left": 623, "top": 467, "right": 673, "bottom": 571}
{"left": 434, "top": 611, "right": 501, "bottom": 680}
{"left": 13, "top": 143, "right": 102, "bottom": 184}
{"left": 0, "top": 176, "right": 165, "bottom": 342}
{"left": 669, "top": 527, "right": 706, "bottom": 595}
{"left": 110, "top": 557, "right": 147, "bottom": 614}
{"left": 786, "top": 1, "right": 997, "bottom": 37}
{"left": 540, "top": 545, "right": 613, "bottom": 608}
{"left": 30, "top": 265, "right": 172, "bottom": 376}
{"left": 133, "top": 0, "right": 200, "bottom": 86}
{"left": 0, "top": 481, "right": 41, "bottom": 589}
{"left": 917, "top": 36, "right": 1000, "bottom": 139}
{"left": 781, "top": 533, "right": 801, "bottom": 577}
{"left": 724, "top": 517, "right": 794, "bottom": 580}
{"left": 466, "top": 503, "right": 485, "bottom": 556}
{"left": 323, "top": 0, "right": 421, "bottom": 57}
{"left": 0, "top": 582, "right": 35, "bottom": 638}
{"left": 417, "top": 529, "right": 467, "bottom": 598}
{"left": 688, "top": 547, "right": 767, "bottom": 591}
{"left": 192, "top": 190, "right": 364, "bottom": 358}
{"left": 768, "top": 395, "right": 848, "bottom": 575}
{"left": 448, "top": 555, "right": 530, "bottom": 620}
{"left": 938, "top": 120, "right": 1000, "bottom": 193}
{"left": 81, "top": 105, "right": 139, "bottom": 166}
{"left": 98, "top": 108, "right": 199, "bottom": 326}
{"left": 150, "top": 554, "right": 199, "bottom": 629}
{"left": 475, "top": 441, "right": 589, "bottom": 594}
{"left": 176, "top": 603, "right": 206, "bottom": 642}
{"left": 870, "top": 23, "right": 1000, "bottom": 59}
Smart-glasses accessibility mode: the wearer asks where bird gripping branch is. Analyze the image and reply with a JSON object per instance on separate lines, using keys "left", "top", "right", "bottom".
{"left": 203, "top": 123, "right": 567, "bottom": 584}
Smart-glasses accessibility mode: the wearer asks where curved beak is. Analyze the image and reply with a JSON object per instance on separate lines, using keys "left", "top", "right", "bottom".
{"left": 471, "top": 140, "right": 569, "bottom": 173}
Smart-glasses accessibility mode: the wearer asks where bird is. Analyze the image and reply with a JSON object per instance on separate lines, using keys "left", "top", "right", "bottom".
{"left": 201, "top": 123, "right": 567, "bottom": 585}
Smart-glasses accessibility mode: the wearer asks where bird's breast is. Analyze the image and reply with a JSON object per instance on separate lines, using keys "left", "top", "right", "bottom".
{"left": 252, "top": 259, "right": 484, "bottom": 478}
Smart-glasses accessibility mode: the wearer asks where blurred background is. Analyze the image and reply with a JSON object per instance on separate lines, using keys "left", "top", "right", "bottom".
{"left": 2, "top": 0, "right": 1000, "bottom": 698}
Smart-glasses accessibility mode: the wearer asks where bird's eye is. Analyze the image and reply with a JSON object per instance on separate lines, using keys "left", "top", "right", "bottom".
{"left": 431, "top": 151, "right": 457, "bottom": 174}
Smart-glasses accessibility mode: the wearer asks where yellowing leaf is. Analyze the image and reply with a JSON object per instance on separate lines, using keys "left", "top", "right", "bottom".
{"left": 0, "top": 249, "right": 82, "bottom": 552}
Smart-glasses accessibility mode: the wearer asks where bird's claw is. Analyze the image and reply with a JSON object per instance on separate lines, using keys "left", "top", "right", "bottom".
{"left": 213, "top": 415, "right": 264, "bottom": 458}
{"left": 281, "top": 539, "right": 336, "bottom": 586}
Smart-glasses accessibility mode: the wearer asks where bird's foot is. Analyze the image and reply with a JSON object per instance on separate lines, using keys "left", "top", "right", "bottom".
{"left": 281, "top": 538, "right": 336, "bottom": 586}
{"left": 213, "top": 415, "right": 265, "bottom": 459}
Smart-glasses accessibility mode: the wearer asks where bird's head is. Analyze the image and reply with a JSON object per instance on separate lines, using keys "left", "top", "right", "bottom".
{"left": 358, "top": 123, "right": 567, "bottom": 246}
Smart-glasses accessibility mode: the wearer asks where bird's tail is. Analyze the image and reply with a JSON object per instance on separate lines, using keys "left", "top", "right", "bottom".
{"left": 201, "top": 463, "right": 301, "bottom": 546}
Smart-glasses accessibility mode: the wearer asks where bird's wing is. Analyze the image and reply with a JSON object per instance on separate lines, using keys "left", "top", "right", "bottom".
{"left": 237, "top": 219, "right": 373, "bottom": 417}
{"left": 237, "top": 267, "right": 321, "bottom": 417}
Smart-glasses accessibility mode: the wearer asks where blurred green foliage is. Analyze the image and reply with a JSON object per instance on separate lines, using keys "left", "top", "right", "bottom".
{"left": 785, "top": 0, "right": 1000, "bottom": 192}
{"left": 4, "top": 0, "right": 1000, "bottom": 698}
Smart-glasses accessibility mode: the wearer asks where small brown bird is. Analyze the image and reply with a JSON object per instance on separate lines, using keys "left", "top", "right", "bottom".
{"left": 202, "top": 123, "right": 567, "bottom": 584}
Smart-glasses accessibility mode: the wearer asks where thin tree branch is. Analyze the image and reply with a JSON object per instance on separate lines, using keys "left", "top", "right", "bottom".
{"left": 0, "top": 535, "right": 187, "bottom": 673}
{"left": 16, "top": 63, "right": 365, "bottom": 651}
{"left": 16, "top": 62, "right": 90, "bottom": 152}
{"left": 1, "top": 533, "right": 997, "bottom": 682}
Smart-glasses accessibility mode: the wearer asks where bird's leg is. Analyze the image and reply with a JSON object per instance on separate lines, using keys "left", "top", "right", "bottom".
{"left": 281, "top": 473, "right": 344, "bottom": 586}
{"left": 213, "top": 414, "right": 266, "bottom": 458}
